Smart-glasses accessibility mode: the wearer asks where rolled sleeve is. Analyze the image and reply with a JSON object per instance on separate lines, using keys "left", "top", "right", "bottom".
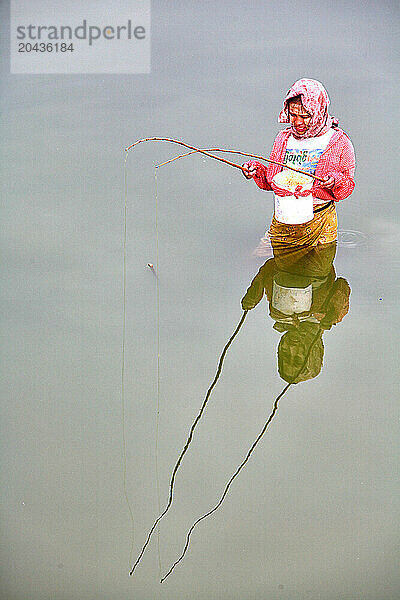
{"left": 330, "top": 168, "right": 355, "bottom": 201}
{"left": 314, "top": 133, "right": 356, "bottom": 201}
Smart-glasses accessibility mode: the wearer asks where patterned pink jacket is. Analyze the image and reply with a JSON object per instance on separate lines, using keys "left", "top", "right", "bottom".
{"left": 252, "top": 127, "right": 355, "bottom": 203}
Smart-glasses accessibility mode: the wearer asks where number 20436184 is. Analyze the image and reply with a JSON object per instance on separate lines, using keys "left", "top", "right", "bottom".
{"left": 18, "top": 43, "right": 74, "bottom": 52}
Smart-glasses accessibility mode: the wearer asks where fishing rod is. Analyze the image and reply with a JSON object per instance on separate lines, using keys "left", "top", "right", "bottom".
{"left": 125, "top": 137, "right": 326, "bottom": 183}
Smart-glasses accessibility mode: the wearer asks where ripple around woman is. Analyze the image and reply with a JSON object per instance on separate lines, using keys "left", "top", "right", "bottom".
{"left": 242, "top": 79, "right": 356, "bottom": 247}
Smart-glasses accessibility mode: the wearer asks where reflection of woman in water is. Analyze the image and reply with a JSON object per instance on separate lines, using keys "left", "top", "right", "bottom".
{"left": 242, "top": 242, "right": 350, "bottom": 383}
{"left": 242, "top": 79, "right": 356, "bottom": 247}
{"left": 131, "top": 243, "right": 352, "bottom": 580}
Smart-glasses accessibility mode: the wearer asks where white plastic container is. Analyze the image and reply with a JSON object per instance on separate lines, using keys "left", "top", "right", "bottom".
{"left": 272, "top": 281, "right": 313, "bottom": 315}
{"left": 272, "top": 170, "right": 314, "bottom": 225}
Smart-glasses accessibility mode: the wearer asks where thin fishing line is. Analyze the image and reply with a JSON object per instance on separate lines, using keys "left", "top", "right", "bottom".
{"left": 122, "top": 150, "right": 136, "bottom": 567}
{"left": 160, "top": 313, "right": 330, "bottom": 581}
{"left": 154, "top": 167, "right": 162, "bottom": 578}
{"left": 129, "top": 309, "right": 249, "bottom": 576}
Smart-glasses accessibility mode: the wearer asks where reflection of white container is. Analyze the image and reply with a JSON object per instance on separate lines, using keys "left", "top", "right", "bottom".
{"left": 272, "top": 281, "right": 313, "bottom": 315}
{"left": 272, "top": 170, "right": 314, "bottom": 225}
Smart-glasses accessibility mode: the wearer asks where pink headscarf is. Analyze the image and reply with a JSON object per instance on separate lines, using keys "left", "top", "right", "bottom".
{"left": 278, "top": 78, "right": 339, "bottom": 139}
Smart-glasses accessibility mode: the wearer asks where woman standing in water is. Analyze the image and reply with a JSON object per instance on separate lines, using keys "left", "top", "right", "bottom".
{"left": 242, "top": 78, "right": 355, "bottom": 246}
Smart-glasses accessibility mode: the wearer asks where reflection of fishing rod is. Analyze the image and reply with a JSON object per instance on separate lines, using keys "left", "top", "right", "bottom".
{"left": 160, "top": 273, "right": 343, "bottom": 582}
{"left": 129, "top": 310, "right": 249, "bottom": 576}
{"left": 125, "top": 137, "right": 326, "bottom": 182}
{"left": 160, "top": 324, "right": 321, "bottom": 581}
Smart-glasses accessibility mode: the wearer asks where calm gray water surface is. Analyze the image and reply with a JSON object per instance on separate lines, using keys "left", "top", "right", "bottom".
{"left": 1, "top": 2, "right": 399, "bottom": 599}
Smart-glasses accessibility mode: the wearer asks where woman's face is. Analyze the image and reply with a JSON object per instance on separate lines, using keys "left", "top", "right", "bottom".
{"left": 288, "top": 101, "right": 312, "bottom": 135}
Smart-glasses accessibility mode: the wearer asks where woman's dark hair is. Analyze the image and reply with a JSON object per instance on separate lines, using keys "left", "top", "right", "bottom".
{"left": 287, "top": 95, "right": 303, "bottom": 106}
